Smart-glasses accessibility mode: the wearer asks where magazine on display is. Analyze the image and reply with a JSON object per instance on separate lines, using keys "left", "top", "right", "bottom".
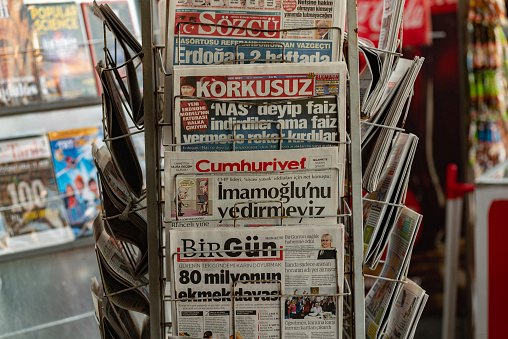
{"left": 0, "top": 0, "right": 41, "bottom": 107}
{"left": 48, "top": 126, "right": 103, "bottom": 237}
{"left": 164, "top": 147, "right": 343, "bottom": 227}
{"left": 161, "top": 0, "right": 346, "bottom": 67}
{"left": 168, "top": 225, "right": 344, "bottom": 339}
{"left": 365, "top": 207, "right": 422, "bottom": 339}
{"left": 26, "top": 1, "right": 97, "bottom": 100}
{"left": 171, "top": 62, "right": 347, "bottom": 163}
{"left": 0, "top": 135, "right": 74, "bottom": 252}
{"left": 363, "top": 133, "right": 418, "bottom": 268}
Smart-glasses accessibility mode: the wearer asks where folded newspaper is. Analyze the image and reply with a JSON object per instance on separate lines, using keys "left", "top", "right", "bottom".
{"left": 167, "top": 225, "right": 344, "bottom": 339}
{"left": 170, "top": 62, "right": 346, "bottom": 166}
{"left": 362, "top": 57, "right": 424, "bottom": 192}
{"left": 90, "top": 276, "right": 146, "bottom": 339}
{"left": 361, "top": 58, "right": 413, "bottom": 147}
{"left": 93, "top": 2, "right": 144, "bottom": 126}
{"left": 363, "top": 133, "right": 418, "bottom": 268}
{"left": 365, "top": 207, "right": 422, "bottom": 339}
{"left": 381, "top": 279, "right": 428, "bottom": 339}
{"left": 160, "top": 0, "right": 346, "bottom": 67}
{"left": 164, "top": 147, "right": 343, "bottom": 227}
{"left": 96, "top": 60, "right": 144, "bottom": 198}
{"left": 93, "top": 214, "right": 150, "bottom": 315}
{"left": 362, "top": 0, "right": 405, "bottom": 118}
{"left": 93, "top": 143, "right": 148, "bottom": 276}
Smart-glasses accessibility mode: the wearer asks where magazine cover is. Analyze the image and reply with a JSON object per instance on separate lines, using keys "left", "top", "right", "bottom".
{"left": 26, "top": 1, "right": 97, "bottom": 101}
{"left": 172, "top": 62, "right": 346, "bottom": 159}
{"left": 162, "top": 0, "right": 346, "bottom": 66}
{"left": 48, "top": 126, "right": 103, "bottom": 236}
{"left": 168, "top": 225, "right": 344, "bottom": 339}
{"left": 0, "top": 0, "right": 42, "bottom": 107}
{"left": 81, "top": 0, "right": 141, "bottom": 94}
{"left": 0, "top": 135, "right": 73, "bottom": 250}
{"left": 164, "top": 147, "right": 343, "bottom": 227}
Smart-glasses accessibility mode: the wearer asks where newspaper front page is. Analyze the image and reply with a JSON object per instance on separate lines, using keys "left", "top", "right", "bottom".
{"left": 171, "top": 63, "right": 346, "bottom": 162}
{"left": 164, "top": 147, "right": 343, "bottom": 226}
{"left": 162, "top": 0, "right": 346, "bottom": 66}
{"left": 168, "top": 225, "right": 343, "bottom": 339}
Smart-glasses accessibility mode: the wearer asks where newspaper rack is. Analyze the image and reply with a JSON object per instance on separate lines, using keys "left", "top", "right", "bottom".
{"left": 159, "top": 44, "right": 354, "bottom": 338}
{"left": 86, "top": 0, "right": 369, "bottom": 336}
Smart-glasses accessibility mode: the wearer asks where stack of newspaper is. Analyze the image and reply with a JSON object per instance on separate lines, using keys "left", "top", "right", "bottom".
{"left": 93, "top": 2, "right": 144, "bottom": 126}
{"left": 96, "top": 60, "right": 144, "bottom": 198}
{"left": 165, "top": 66, "right": 348, "bottom": 339}
{"left": 163, "top": 10, "right": 349, "bottom": 336}
{"left": 93, "top": 144, "right": 148, "bottom": 276}
{"left": 91, "top": 144, "right": 150, "bottom": 336}
{"left": 91, "top": 277, "right": 150, "bottom": 339}
{"left": 365, "top": 207, "right": 427, "bottom": 339}
{"left": 160, "top": 0, "right": 346, "bottom": 67}
{"left": 361, "top": 0, "right": 406, "bottom": 118}
{"left": 363, "top": 133, "right": 418, "bottom": 269}
{"left": 361, "top": 57, "right": 425, "bottom": 192}
{"left": 90, "top": 4, "right": 149, "bottom": 338}
{"left": 168, "top": 226, "right": 344, "bottom": 339}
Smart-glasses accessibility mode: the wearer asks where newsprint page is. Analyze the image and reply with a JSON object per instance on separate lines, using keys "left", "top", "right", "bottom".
{"left": 171, "top": 62, "right": 346, "bottom": 159}
{"left": 168, "top": 225, "right": 344, "bottom": 339}
{"left": 163, "top": 147, "right": 343, "bottom": 227}
{"left": 162, "top": 0, "right": 346, "bottom": 66}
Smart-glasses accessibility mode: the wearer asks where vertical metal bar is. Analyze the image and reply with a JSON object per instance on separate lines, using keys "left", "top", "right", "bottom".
{"left": 442, "top": 197, "right": 462, "bottom": 339}
{"left": 140, "top": 0, "right": 163, "bottom": 338}
{"left": 346, "top": 0, "right": 365, "bottom": 338}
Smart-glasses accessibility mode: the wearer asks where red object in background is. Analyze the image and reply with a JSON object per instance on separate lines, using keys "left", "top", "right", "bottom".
{"left": 488, "top": 200, "right": 508, "bottom": 338}
{"left": 357, "top": 0, "right": 432, "bottom": 47}
{"left": 429, "top": 0, "right": 457, "bottom": 14}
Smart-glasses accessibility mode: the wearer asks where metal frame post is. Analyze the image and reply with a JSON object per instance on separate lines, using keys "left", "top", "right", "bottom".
{"left": 141, "top": 0, "right": 163, "bottom": 337}
{"left": 346, "top": 0, "right": 365, "bottom": 337}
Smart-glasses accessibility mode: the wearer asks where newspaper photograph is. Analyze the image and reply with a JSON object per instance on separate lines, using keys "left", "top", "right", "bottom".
{"left": 163, "top": 147, "right": 343, "bottom": 227}
{"left": 161, "top": 0, "right": 346, "bottom": 66}
{"left": 168, "top": 225, "right": 344, "bottom": 339}
{"left": 171, "top": 62, "right": 346, "bottom": 160}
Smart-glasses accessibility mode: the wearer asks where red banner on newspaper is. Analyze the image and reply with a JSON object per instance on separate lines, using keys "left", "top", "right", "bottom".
{"left": 175, "top": 12, "right": 282, "bottom": 38}
{"left": 358, "top": 0, "right": 432, "bottom": 47}
{"left": 180, "top": 101, "right": 209, "bottom": 132}
{"left": 181, "top": 74, "right": 316, "bottom": 99}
